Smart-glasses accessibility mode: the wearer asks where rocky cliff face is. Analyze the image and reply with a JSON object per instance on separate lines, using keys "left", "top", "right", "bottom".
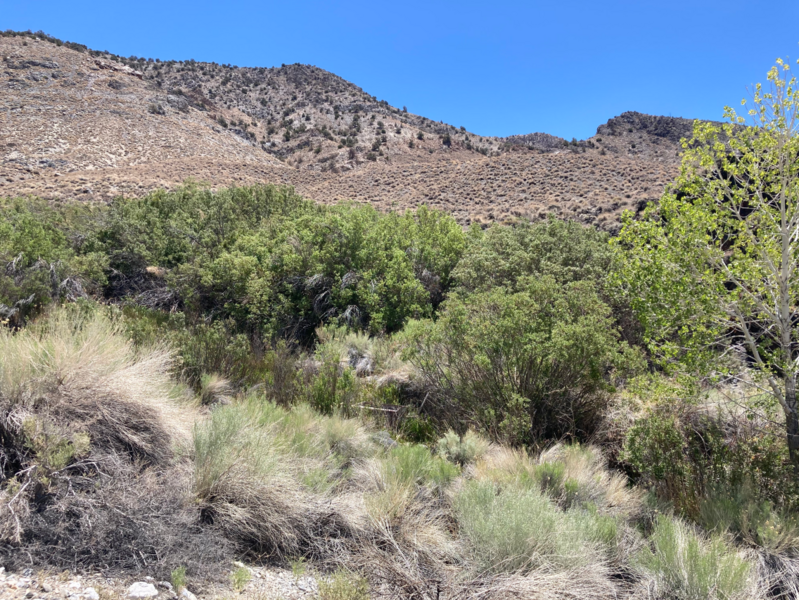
{"left": 597, "top": 111, "right": 699, "bottom": 143}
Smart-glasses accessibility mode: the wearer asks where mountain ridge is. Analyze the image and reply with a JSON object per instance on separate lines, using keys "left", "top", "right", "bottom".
{"left": 1, "top": 29, "right": 697, "bottom": 230}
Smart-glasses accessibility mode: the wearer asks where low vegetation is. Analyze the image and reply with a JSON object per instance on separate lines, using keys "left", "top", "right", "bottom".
{"left": 2, "top": 60, "right": 799, "bottom": 600}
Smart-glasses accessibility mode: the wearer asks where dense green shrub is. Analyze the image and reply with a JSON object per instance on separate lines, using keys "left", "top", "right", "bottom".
{"left": 98, "top": 185, "right": 465, "bottom": 339}
{"left": 453, "top": 217, "right": 612, "bottom": 294}
{"left": 0, "top": 198, "right": 106, "bottom": 324}
{"left": 455, "top": 217, "right": 643, "bottom": 344}
{"left": 403, "top": 276, "right": 640, "bottom": 445}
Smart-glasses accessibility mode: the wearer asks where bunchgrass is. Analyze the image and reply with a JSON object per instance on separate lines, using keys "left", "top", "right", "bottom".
{"left": 318, "top": 568, "right": 369, "bottom": 600}
{"left": 453, "top": 479, "right": 616, "bottom": 574}
{"left": 637, "top": 516, "right": 756, "bottom": 600}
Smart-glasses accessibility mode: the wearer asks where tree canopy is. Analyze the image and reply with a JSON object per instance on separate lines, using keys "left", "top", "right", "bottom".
{"left": 613, "top": 59, "right": 799, "bottom": 469}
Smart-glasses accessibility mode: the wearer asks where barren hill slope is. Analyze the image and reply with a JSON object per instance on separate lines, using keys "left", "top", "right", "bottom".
{"left": 1, "top": 30, "right": 695, "bottom": 230}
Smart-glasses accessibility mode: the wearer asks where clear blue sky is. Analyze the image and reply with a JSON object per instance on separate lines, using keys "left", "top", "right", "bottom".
{"left": 4, "top": 0, "right": 799, "bottom": 140}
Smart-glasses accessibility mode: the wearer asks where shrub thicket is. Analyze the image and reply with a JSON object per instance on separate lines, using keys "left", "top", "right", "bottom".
{"left": 403, "top": 276, "right": 640, "bottom": 445}
{"left": 1, "top": 183, "right": 795, "bottom": 597}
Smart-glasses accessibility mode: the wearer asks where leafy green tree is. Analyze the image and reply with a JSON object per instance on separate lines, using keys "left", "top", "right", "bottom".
{"left": 613, "top": 59, "right": 799, "bottom": 469}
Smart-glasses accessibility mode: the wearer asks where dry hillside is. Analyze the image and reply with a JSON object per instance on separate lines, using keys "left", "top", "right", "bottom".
{"left": 0, "top": 30, "right": 699, "bottom": 230}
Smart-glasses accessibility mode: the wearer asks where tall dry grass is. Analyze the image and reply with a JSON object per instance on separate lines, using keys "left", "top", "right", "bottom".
{"left": 0, "top": 306, "right": 225, "bottom": 576}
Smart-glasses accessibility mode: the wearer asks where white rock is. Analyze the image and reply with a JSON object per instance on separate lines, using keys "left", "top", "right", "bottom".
{"left": 127, "top": 582, "right": 159, "bottom": 599}
{"left": 180, "top": 589, "right": 197, "bottom": 600}
{"left": 84, "top": 588, "right": 100, "bottom": 600}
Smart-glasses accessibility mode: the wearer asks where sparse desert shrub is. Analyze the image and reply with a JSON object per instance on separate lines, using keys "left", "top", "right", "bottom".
{"left": 170, "top": 566, "right": 187, "bottom": 592}
{"left": 636, "top": 516, "right": 757, "bottom": 600}
{"left": 230, "top": 566, "right": 251, "bottom": 592}
{"left": 436, "top": 430, "right": 489, "bottom": 466}
{"left": 318, "top": 569, "right": 369, "bottom": 600}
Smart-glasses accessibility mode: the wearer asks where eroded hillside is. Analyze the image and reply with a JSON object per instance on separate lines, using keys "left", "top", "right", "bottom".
{"left": 1, "top": 31, "right": 693, "bottom": 229}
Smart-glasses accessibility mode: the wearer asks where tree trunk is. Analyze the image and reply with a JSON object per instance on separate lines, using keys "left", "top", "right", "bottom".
{"left": 785, "top": 382, "right": 799, "bottom": 473}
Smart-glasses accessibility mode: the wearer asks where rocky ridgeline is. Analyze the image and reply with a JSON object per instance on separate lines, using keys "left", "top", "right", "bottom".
{"left": 502, "top": 131, "right": 568, "bottom": 151}
{"left": 596, "top": 111, "right": 700, "bottom": 144}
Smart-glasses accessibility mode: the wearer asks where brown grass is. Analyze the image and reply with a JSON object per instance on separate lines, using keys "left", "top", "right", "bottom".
{"left": 0, "top": 306, "right": 223, "bottom": 577}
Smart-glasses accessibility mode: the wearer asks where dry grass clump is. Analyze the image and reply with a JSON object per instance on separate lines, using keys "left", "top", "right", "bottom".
{"left": 316, "top": 325, "right": 410, "bottom": 379}
{"left": 199, "top": 373, "right": 233, "bottom": 405}
{"left": 192, "top": 396, "right": 375, "bottom": 558}
{"left": 473, "top": 444, "right": 643, "bottom": 519}
{"left": 536, "top": 444, "right": 644, "bottom": 518}
{"left": 0, "top": 306, "right": 191, "bottom": 465}
{"left": 192, "top": 396, "right": 460, "bottom": 597}
{"left": 0, "top": 307, "right": 224, "bottom": 576}
{"left": 192, "top": 400, "right": 319, "bottom": 556}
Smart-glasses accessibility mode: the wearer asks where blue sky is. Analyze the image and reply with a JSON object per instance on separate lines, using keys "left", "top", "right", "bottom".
{"left": 4, "top": 0, "right": 799, "bottom": 140}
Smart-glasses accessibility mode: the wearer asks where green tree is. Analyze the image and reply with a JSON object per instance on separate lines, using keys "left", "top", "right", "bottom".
{"left": 613, "top": 59, "right": 799, "bottom": 469}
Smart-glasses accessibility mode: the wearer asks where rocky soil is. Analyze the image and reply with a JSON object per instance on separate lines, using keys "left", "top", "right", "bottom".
{"left": 0, "top": 566, "right": 323, "bottom": 600}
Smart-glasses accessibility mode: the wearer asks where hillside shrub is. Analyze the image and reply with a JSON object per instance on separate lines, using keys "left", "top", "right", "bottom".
{"left": 453, "top": 217, "right": 612, "bottom": 293}
{"left": 0, "top": 198, "right": 106, "bottom": 325}
{"left": 403, "top": 276, "right": 639, "bottom": 445}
